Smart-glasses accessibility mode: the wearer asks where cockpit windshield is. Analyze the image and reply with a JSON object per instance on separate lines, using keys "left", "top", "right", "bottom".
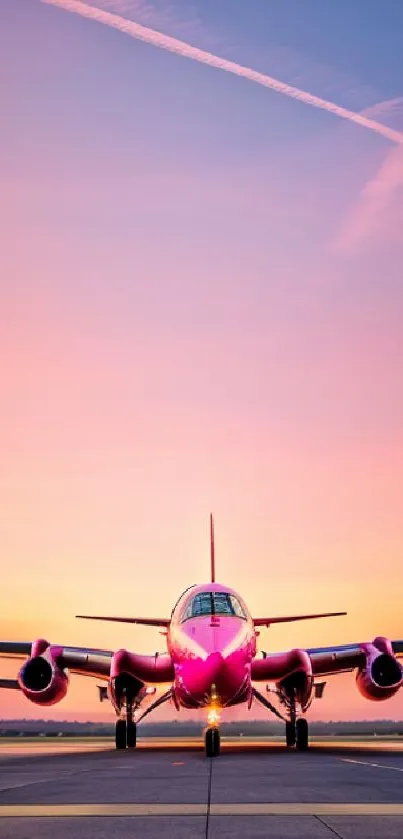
{"left": 181, "top": 592, "right": 246, "bottom": 622}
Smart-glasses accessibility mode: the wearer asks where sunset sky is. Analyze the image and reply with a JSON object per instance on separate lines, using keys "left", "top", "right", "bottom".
{"left": 1, "top": 0, "right": 402, "bottom": 722}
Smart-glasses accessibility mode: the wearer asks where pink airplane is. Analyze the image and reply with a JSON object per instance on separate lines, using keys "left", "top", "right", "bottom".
{"left": 1, "top": 516, "right": 402, "bottom": 757}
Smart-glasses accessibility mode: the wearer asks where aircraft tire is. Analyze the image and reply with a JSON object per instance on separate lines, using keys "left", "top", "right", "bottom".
{"left": 205, "top": 726, "right": 220, "bottom": 757}
{"left": 127, "top": 721, "right": 137, "bottom": 749}
{"left": 115, "top": 719, "right": 127, "bottom": 750}
{"left": 285, "top": 721, "right": 296, "bottom": 748}
{"left": 296, "top": 718, "right": 309, "bottom": 751}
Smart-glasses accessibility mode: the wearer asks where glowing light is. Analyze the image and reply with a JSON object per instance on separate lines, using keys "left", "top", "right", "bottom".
{"left": 207, "top": 706, "right": 220, "bottom": 727}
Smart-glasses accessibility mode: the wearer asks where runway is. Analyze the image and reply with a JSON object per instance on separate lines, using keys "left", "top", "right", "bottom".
{"left": 0, "top": 738, "right": 402, "bottom": 837}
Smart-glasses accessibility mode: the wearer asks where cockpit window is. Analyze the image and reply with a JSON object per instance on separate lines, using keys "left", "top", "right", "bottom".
{"left": 229, "top": 595, "right": 247, "bottom": 618}
{"left": 181, "top": 592, "right": 246, "bottom": 622}
{"left": 191, "top": 593, "right": 212, "bottom": 618}
{"left": 213, "top": 593, "right": 232, "bottom": 615}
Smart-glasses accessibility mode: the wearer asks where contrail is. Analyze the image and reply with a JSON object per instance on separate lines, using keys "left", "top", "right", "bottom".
{"left": 42, "top": 0, "right": 403, "bottom": 146}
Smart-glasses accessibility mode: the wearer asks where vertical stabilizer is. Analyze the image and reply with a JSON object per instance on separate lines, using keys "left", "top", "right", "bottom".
{"left": 210, "top": 513, "right": 215, "bottom": 583}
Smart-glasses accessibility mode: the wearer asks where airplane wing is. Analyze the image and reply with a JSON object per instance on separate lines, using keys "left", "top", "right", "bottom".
{"left": 0, "top": 642, "right": 32, "bottom": 659}
{"left": 0, "top": 642, "right": 113, "bottom": 679}
{"left": 0, "top": 678, "right": 20, "bottom": 690}
{"left": 0, "top": 641, "right": 174, "bottom": 685}
{"left": 0, "top": 639, "right": 174, "bottom": 722}
{"left": 307, "top": 640, "right": 403, "bottom": 676}
{"left": 252, "top": 639, "right": 403, "bottom": 681}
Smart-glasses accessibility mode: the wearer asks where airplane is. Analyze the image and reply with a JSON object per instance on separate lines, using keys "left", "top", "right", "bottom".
{"left": 1, "top": 515, "right": 402, "bottom": 757}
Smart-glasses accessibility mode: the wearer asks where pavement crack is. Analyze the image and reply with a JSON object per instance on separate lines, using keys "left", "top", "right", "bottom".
{"left": 205, "top": 759, "right": 213, "bottom": 839}
{"left": 314, "top": 815, "right": 345, "bottom": 838}
{"left": 0, "top": 767, "right": 97, "bottom": 795}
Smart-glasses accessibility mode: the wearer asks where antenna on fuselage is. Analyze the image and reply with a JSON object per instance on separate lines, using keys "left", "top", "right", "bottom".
{"left": 210, "top": 513, "right": 215, "bottom": 583}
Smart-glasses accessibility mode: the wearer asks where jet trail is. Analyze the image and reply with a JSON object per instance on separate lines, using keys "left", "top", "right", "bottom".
{"left": 42, "top": 0, "right": 403, "bottom": 146}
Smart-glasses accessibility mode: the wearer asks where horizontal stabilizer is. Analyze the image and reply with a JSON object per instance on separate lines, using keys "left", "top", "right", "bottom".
{"left": 76, "top": 615, "right": 170, "bottom": 628}
{"left": 254, "top": 611, "right": 346, "bottom": 627}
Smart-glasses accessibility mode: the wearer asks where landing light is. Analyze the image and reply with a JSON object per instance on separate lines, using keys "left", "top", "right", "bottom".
{"left": 207, "top": 706, "right": 220, "bottom": 727}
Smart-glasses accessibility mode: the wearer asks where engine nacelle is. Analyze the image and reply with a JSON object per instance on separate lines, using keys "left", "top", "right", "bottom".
{"left": 18, "top": 640, "right": 69, "bottom": 706}
{"left": 356, "top": 637, "right": 402, "bottom": 701}
{"left": 277, "top": 649, "right": 313, "bottom": 710}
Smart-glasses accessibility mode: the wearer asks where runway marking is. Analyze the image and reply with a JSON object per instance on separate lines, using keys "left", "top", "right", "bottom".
{"left": 211, "top": 805, "right": 403, "bottom": 816}
{"left": 342, "top": 758, "right": 403, "bottom": 773}
{"left": 0, "top": 805, "right": 206, "bottom": 817}
{"left": 1, "top": 804, "right": 403, "bottom": 817}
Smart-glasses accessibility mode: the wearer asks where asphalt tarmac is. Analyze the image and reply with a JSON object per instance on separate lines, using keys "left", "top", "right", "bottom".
{"left": 0, "top": 737, "right": 402, "bottom": 838}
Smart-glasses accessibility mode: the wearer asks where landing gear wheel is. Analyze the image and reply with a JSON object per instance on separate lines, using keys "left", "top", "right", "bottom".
{"left": 115, "top": 719, "right": 127, "bottom": 750}
{"left": 205, "top": 727, "right": 220, "bottom": 758}
{"left": 126, "top": 721, "right": 137, "bottom": 749}
{"left": 286, "top": 720, "right": 296, "bottom": 748}
{"left": 296, "top": 718, "right": 309, "bottom": 751}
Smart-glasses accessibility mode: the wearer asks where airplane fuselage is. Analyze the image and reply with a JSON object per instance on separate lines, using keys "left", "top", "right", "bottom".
{"left": 168, "top": 583, "right": 256, "bottom": 709}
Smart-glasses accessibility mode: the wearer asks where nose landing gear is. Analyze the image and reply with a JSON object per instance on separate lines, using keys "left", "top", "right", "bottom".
{"left": 205, "top": 697, "right": 221, "bottom": 757}
{"left": 205, "top": 726, "right": 220, "bottom": 757}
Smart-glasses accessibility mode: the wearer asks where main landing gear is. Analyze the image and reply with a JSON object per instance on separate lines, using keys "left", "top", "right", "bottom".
{"left": 285, "top": 717, "right": 309, "bottom": 751}
{"left": 295, "top": 718, "right": 309, "bottom": 751}
{"left": 115, "top": 719, "right": 127, "bottom": 750}
{"left": 281, "top": 689, "right": 309, "bottom": 751}
{"left": 205, "top": 695, "right": 221, "bottom": 757}
{"left": 286, "top": 720, "right": 296, "bottom": 748}
{"left": 205, "top": 726, "right": 220, "bottom": 758}
{"left": 115, "top": 700, "right": 137, "bottom": 750}
{"left": 252, "top": 686, "right": 310, "bottom": 751}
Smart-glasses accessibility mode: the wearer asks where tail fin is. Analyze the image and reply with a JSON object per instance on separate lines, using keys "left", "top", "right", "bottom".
{"left": 210, "top": 513, "right": 215, "bottom": 583}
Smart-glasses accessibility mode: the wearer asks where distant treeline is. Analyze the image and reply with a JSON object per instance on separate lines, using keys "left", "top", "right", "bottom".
{"left": 1, "top": 719, "right": 402, "bottom": 737}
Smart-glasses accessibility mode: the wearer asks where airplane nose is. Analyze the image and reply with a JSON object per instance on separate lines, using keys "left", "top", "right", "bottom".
{"left": 178, "top": 652, "right": 223, "bottom": 699}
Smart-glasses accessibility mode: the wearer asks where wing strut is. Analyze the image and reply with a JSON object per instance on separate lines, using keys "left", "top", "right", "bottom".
{"left": 252, "top": 687, "right": 286, "bottom": 722}
{"left": 136, "top": 688, "right": 173, "bottom": 723}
